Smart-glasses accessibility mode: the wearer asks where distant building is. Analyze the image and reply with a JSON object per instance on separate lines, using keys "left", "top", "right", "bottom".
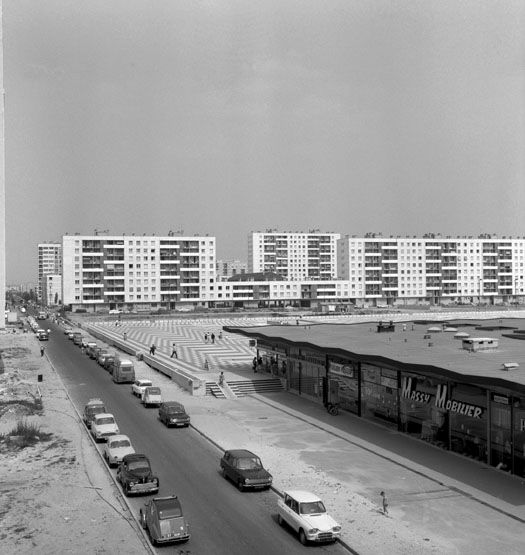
{"left": 216, "top": 259, "right": 247, "bottom": 281}
{"left": 62, "top": 234, "right": 216, "bottom": 312}
{"left": 43, "top": 274, "right": 62, "bottom": 306}
{"left": 248, "top": 231, "right": 340, "bottom": 281}
{"left": 37, "top": 243, "right": 62, "bottom": 302}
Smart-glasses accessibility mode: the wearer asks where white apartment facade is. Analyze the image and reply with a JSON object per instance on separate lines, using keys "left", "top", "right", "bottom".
{"left": 37, "top": 243, "right": 62, "bottom": 302}
{"left": 248, "top": 231, "right": 340, "bottom": 281}
{"left": 337, "top": 234, "right": 525, "bottom": 306}
{"left": 62, "top": 234, "right": 216, "bottom": 312}
{"left": 42, "top": 274, "right": 62, "bottom": 306}
{"left": 216, "top": 259, "right": 248, "bottom": 282}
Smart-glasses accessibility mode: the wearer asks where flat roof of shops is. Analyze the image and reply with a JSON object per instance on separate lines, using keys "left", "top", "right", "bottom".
{"left": 225, "top": 318, "right": 525, "bottom": 394}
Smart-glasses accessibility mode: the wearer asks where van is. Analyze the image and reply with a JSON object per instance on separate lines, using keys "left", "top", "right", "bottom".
{"left": 112, "top": 358, "right": 135, "bottom": 384}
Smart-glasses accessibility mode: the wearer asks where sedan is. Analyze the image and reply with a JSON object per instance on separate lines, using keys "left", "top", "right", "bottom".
{"left": 103, "top": 434, "right": 135, "bottom": 468}
{"left": 131, "top": 379, "right": 153, "bottom": 397}
{"left": 277, "top": 490, "right": 341, "bottom": 545}
{"left": 91, "top": 413, "right": 119, "bottom": 442}
{"left": 219, "top": 449, "right": 272, "bottom": 491}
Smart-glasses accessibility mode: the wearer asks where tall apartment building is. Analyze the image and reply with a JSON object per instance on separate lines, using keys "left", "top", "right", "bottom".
{"left": 216, "top": 259, "right": 247, "bottom": 281}
{"left": 248, "top": 231, "right": 340, "bottom": 281}
{"left": 37, "top": 243, "right": 62, "bottom": 302}
{"left": 42, "top": 274, "right": 62, "bottom": 306}
{"left": 62, "top": 234, "right": 216, "bottom": 311}
{"left": 337, "top": 234, "right": 525, "bottom": 305}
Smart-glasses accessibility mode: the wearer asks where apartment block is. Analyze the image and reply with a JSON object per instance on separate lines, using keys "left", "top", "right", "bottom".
{"left": 248, "top": 231, "right": 340, "bottom": 281}
{"left": 38, "top": 243, "right": 62, "bottom": 302}
{"left": 216, "top": 259, "right": 248, "bottom": 282}
{"left": 62, "top": 234, "right": 216, "bottom": 311}
{"left": 43, "top": 274, "right": 62, "bottom": 306}
{"left": 337, "top": 234, "right": 525, "bottom": 306}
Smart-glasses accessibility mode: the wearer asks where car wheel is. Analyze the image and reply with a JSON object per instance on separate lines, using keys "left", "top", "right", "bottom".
{"left": 277, "top": 514, "right": 283, "bottom": 526}
{"left": 299, "top": 529, "right": 308, "bottom": 546}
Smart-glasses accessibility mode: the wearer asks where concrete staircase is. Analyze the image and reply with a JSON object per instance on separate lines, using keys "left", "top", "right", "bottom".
{"left": 205, "top": 382, "right": 227, "bottom": 398}
{"left": 227, "top": 378, "right": 284, "bottom": 397}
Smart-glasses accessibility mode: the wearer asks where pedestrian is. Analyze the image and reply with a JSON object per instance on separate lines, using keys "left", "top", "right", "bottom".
{"left": 204, "top": 359, "right": 209, "bottom": 371}
{"left": 123, "top": 332, "right": 127, "bottom": 341}
{"left": 47, "top": 328, "right": 51, "bottom": 335}
{"left": 170, "top": 342, "right": 178, "bottom": 358}
{"left": 252, "top": 357, "right": 257, "bottom": 373}
{"left": 219, "top": 331, "right": 223, "bottom": 340}
{"left": 380, "top": 491, "right": 389, "bottom": 515}
{"left": 211, "top": 333, "right": 215, "bottom": 344}
{"left": 204, "top": 332, "right": 208, "bottom": 343}
{"left": 40, "top": 345, "right": 45, "bottom": 357}
{"left": 150, "top": 344, "right": 156, "bottom": 356}
{"left": 219, "top": 371, "right": 224, "bottom": 386}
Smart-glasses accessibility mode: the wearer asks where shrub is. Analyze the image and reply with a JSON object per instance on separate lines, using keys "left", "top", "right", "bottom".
{"left": 7, "top": 420, "right": 52, "bottom": 448}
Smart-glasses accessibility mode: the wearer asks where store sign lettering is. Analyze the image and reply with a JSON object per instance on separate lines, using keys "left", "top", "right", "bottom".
{"left": 435, "top": 385, "right": 483, "bottom": 418}
{"left": 402, "top": 379, "right": 484, "bottom": 418}
{"left": 401, "top": 378, "right": 431, "bottom": 404}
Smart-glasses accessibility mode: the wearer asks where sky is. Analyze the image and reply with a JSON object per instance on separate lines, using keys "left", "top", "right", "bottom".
{"left": 3, "top": 0, "right": 525, "bottom": 283}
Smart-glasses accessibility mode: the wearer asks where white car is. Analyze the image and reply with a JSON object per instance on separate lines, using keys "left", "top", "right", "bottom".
{"left": 141, "top": 386, "right": 162, "bottom": 408}
{"left": 109, "top": 309, "right": 122, "bottom": 315}
{"left": 277, "top": 491, "right": 341, "bottom": 545}
{"left": 91, "top": 413, "right": 120, "bottom": 443}
{"left": 103, "top": 435, "right": 135, "bottom": 467}
{"left": 131, "top": 379, "right": 153, "bottom": 397}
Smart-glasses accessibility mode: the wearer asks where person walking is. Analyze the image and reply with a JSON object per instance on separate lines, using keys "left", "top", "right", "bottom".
{"left": 40, "top": 345, "right": 45, "bottom": 357}
{"left": 204, "top": 332, "right": 208, "bottom": 343}
{"left": 170, "top": 342, "right": 178, "bottom": 358}
{"left": 150, "top": 344, "right": 156, "bottom": 356}
{"left": 218, "top": 331, "right": 223, "bottom": 340}
{"left": 211, "top": 333, "right": 215, "bottom": 344}
{"left": 252, "top": 357, "right": 257, "bottom": 373}
{"left": 380, "top": 491, "right": 389, "bottom": 515}
{"left": 123, "top": 332, "right": 127, "bottom": 341}
{"left": 218, "top": 371, "right": 224, "bottom": 386}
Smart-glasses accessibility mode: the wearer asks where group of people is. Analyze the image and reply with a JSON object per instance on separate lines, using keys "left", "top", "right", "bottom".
{"left": 204, "top": 331, "right": 222, "bottom": 343}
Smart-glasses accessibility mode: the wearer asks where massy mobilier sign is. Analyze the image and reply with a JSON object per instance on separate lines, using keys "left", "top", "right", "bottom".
{"left": 401, "top": 377, "right": 484, "bottom": 419}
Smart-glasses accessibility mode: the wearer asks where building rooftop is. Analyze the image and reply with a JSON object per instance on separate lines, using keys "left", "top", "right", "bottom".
{"left": 225, "top": 318, "right": 525, "bottom": 394}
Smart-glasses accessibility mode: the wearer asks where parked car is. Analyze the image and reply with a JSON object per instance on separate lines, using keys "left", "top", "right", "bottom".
{"left": 142, "top": 386, "right": 162, "bottom": 408}
{"left": 72, "top": 333, "right": 84, "bottom": 345}
{"left": 103, "top": 355, "right": 116, "bottom": 373}
{"left": 97, "top": 351, "right": 113, "bottom": 366}
{"left": 158, "top": 401, "right": 190, "bottom": 428}
{"left": 67, "top": 331, "right": 75, "bottom": 340}
{"left": 117, "top": 454, "right": 159, "bottom": 497}
{"left": 37, "top": 329, "right": 49, "bottom": 341}
{"left": 103, "top": 434, "right": 135, "bottom": 468}
{"left": 91, "top": 413, "right": 119, "bottom": 442}
{"left": 140, "top": 495, "right": 190, "bottom": 545}
{"left": 112, "top": 358, "right": 135, "bottom": 383}
{"left": 109, "top": 309, "right": 122, "bottom": 315}
{"left": 89, "top": 346, "right": 104, "bottom": 360}
{"left": 81, "top": 338, "right": 90, "bottom": 348}
{"left": 219, "top": 449, "right": 273, "bottom": 491}
{"left": 131, "top": 379, "right": 153, "bottom": 397}
{"left": 83, "top": 398, "right": 107, "bottom": 429}
{"left": 63, "top": 327, "right": 73, "bottom": 335}
{"left": 276, "top": 490, "right": 341, "bottom": 545}
{"left": 85, "top": 342, "right": 99, "bottom": 357}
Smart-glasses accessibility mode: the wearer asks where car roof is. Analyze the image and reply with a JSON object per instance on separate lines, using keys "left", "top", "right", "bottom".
{"left": 122, "top": 453, "right": 148, "bottom": 462}
{"left": 283, "top": 491, "right": 322, "bottom": 503}
{"left": 107, "top": 434, "right": 131, "bottom": 444}
{"left": 86, "top": 398, "right": 104, "bottom": 405}
{"left": 225, "top": 449, "right": 258, "bottom": 459}
{"left": 94, "top": 413, "right": 114, "bottom": 420}
{"left": 161, "top": 401, "right": 184, "bottom": 408}
{"left": 137, "top": 379, "right": 152, "bottom": 384}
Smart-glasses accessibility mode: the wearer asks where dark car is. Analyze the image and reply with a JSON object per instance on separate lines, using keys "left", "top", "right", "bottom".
{"left": 117, "top": 454, "right": 159, "bottom": 497}
{"left": 140, "top": 495, "right": 190, "bottom": 545}
{"left": 83, "top": 398, "right": 107, "bottom": 429}
{"left": 103, "top": 356, "right": 116, "bottom": 373}
{"left": 88, "top": 345, "right": 104, "bottom": 360}
{"left": 158, "top": 401, "right": 190, "bottom": 428}
{"left": 219, "top": 449, "right": 273, "bottom": 491}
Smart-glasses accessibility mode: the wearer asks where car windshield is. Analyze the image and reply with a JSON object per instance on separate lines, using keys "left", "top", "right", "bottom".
{"left": 299, "top": 501, "right": 326, "bottom": 515}
{"left": 237, "top": 457, "right": 262, "bottom": 470}
{"left": 139, "top": 382, "right": 152, "bottom": 387}
{"left": 156, "top": 499, "right": 182, "bottom": 519}
{"left": 110, "top": 439, "right": 130, "bottom": 449}
{"left": 128, "top": 460, "right": 150, "bottom": 471}
{"left": 147, "top": 387, "right": 161, "bottom": 394}
{"left": 90, "top": 406, "right": 105, "bottom": 415}
{"left": 97, "top": 417, "right": 115, "bottom": 425}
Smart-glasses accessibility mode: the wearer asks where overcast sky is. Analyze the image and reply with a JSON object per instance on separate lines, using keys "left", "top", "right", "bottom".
{"left": 4, "top": 0, "right": 525, "bottom": 283}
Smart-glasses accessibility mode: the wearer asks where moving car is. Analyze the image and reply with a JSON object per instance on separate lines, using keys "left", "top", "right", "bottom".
{"left": 131, "top": 379, "right": 153, "bottom": 397}
{"left": 117, "top": 454, "right": 159, "bottom": 497}
{"left": 276, "top": 490, "right": 341, "bottom": 545}
{"left": 140, "top": 495, "right": 190, "bottom": 545}
{"left": 219, "top": 449, "right": 273, "bottom": 491}
{"left": 103, "top": 434, "right": 135, "bottom": 468}
{"left": 91, "top": 413, "right": 119, "bottom": 442}
{"left": 141, "top": 386, "right": 162, "bottom": 408}
{"left": 83, "top": 398, "right": 107, "bottom": 429}
{"left": 158, "top": 401, "right": 190, "bottom": 428}
{"left": 37, "top": 329, "right": 49, "bottom": 341}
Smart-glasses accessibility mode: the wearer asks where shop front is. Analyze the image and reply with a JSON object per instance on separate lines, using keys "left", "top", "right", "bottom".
{"left": 288, "top": 348, "right": 326, "bottom": 404}
{"left": 328, "top": 360, "right": 359, "bottom": 415}
{"left": 360, "top": 364, "right": 399, "bottom": 429}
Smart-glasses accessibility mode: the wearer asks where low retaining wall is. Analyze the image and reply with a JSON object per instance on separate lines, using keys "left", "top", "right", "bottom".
{"left": 86, "top": 325, "right": 205, "bottom": 396}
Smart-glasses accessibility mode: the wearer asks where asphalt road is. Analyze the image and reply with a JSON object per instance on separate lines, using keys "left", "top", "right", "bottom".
{"left": 45, "top": 320, "right": 347, "bottom": 555}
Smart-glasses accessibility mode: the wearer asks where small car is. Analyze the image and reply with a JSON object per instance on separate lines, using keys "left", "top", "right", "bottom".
{"left": 103, "top": 356, "right": 116, "bottom": 373}
{"left": 117, "top": 454, "right": 159, "bottom": 497}
{"left": 103, "top": 434, "right": 135, "bottom": 468}
{"left": 63, "top": 327, "right": 73, "bottom": 335}
{"left": 85, "top": 343, "right": 100, "bottom": 358}
{"left": 97, "top": 351, "right": 112, "bottom": 366}
{"left": 158, "top": 401, "right": 190, "bottom": 428}
{"left": 91, "top": 413, "right": 119, "bottom": 442}
{"left": 37, "top": 329, "right": 49, "bottom": 341}
{"left": 140, "top": 495, "right": 190, "bottom": 545}
{"left": 109, "top": 309, "right": 122, "bottom": 315}
{"left": 142, "top": 387, "right": 161, "bottom": 408}
{"left": 83, "top": 398, "right": 107, "bottom": 429}
{"left": 81, "top": 338, "right": 90, "bottom": 348}
{"left": 277, "top": 490, "right": 341, "bottom": 545}
{"left": 219, "top": 449, "right": 273, "bottom": 491}
{"left": 131, "top": 379, "right": 153, "bottom": 397}
{"left": 67, "top": 331, "right": 75, "bottom": 339}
